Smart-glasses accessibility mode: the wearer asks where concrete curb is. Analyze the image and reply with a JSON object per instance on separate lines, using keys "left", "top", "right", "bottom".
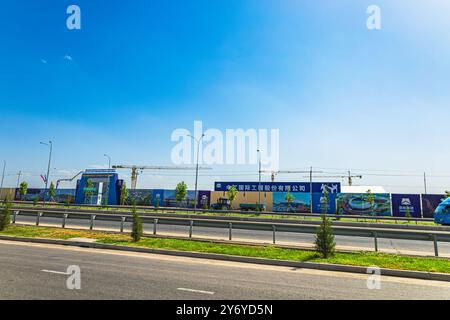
{"left": 0, "top": 234, "right": 449, "bottom": 282}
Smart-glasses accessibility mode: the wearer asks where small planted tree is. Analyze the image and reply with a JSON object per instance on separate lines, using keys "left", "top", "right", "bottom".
{"left": 175, "top": 181, "right": 188, "bottom": 207}
{"left": 321, "top": 188, "right": 330, "bottom": 215}
{"left": 202, "top": 196, "right": 209, "bottom": 210}
{"left": 315, "top": 215, "right": 336, "bottom": 258}
{"left": 0, "top": 201, "right": 11, "bottom": 231}
{"left": 366, "top": 189, "right": 375, "bottom": 216}
{"left": 226, "top": 185, "right": 238, "bottom": 208}
{"left": 84, "top": 179, "right": 95, "bottom": 204}
{"left": 404, "top": 205, "right": 412, "bottom": 223}
{"left": 120, "top": 182, "right": 129, "bottom": 206}
{"left": 285, "top": 191, "right": 295, "bottom": 211}
{"left": 155, "top": 195, "right": 160, "bottom": 209}
{"left": 49, "top": 182, "right": 56, "bottom": 202}
{"left": 445, "top": 191, "right": 450, "bottom": 199}
{"left": 19, "top": 181, "right": 28, "bottom": 201}
{"left": 131, "top": 201, "right": 143, "bottom": 242}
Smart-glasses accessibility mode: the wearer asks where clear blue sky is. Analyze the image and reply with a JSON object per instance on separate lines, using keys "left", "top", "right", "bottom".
{"left": 1, "top": 0, "right": 449, "bottom": 193}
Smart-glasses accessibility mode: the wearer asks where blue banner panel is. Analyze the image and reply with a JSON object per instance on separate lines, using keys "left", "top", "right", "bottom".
{"left": 214, "top": 182, "right": 341, "bottom": 194}
{"left": 421, "top": 194, "right": 446, "bottom": 218}
{"left": 312, "top": 193, "right": 337, "bottom": 214}
{"left": 391, "top": 194, "right": 422, "bottom": 218}
{"left": 273, "top": 192, "right": 311, "bottom": 213}
{"left": 128, "top": 189, "right": 154, "bottom": 205}
{"left": 337, "top": 193, "right": 392, "bottom": 216}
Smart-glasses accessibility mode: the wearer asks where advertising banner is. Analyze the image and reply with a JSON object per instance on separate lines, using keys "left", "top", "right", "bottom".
{"left": 214, "top": 182, "right": 340, "bottom": 194}
{"left": 128, "top": 189, "right": 154, "bottom": 206}
{"left": 337, "top": 193, "right": 392, "bottom": 216}
{"left": 312, "top": 193, "right": 337, "bottom": 214}
{"left": 391, "top": 194, "right": 422, "bottom": 218}
{"left": 273, "top": 192, "right": 311, "bottom": 213}
{"left": 421, "top": 194, "right": 446, "bottom": 218}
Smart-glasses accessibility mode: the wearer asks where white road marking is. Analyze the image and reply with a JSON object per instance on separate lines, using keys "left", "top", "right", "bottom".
{"left": 41, "top": 269, "right": 70, "bottom": 275}
{"left": 177, "top": 287, "right": 215, "bottom": 295}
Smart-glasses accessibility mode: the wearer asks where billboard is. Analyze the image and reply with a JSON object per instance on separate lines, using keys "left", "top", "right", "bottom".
{"left": 214, "top": 182, "right": 340, "bottom": 194}
{"left": 337, "top": 193, "right": 392, "bottom": 216}
{"left": 273, "top": 192, "right": 311, "bottom": 213}
{"left": 391, "top": 194, "right": 422, "bottom": 218}
{"left": 128, "top": 189, "right": 154, "bottom": 205}
{"left": 421, "top": 194, "right": 446, "bottom": 218}
{"left": 312, "top": 193, "right": 337, "bottom": 214}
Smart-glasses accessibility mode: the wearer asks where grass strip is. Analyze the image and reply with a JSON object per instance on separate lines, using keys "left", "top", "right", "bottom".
{"left": 1, "top": 225, "right": 449, "bottom": 274}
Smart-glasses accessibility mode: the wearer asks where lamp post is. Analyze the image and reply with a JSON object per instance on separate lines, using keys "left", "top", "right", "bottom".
{"left": 188, "top": 133, "right": 205, "bottom": 212}
{"left": 40, "top": 141, "right": 53, "bottom": 205}
{"left": 0, "top": 161, "right": 5, "bottom": 198}
{"left": 257, "top": 149, "right": 262, "bottom": 210}
{"left": 104, "top": 154, "right": 111, "bottom": 169}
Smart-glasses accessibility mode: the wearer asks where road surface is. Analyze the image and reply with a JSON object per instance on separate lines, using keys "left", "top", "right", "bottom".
{"left": 1, "top": 240, "right": 450, "bottom": 300}
{"left": 13, "top": 215, "right": 450, "bottom": 257}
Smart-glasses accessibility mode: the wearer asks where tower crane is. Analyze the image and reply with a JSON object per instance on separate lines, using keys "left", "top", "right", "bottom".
{"left": 112, "top": 165, "right": 211, "bottom": 189}
{"left": 261, "top": 170, "right": 323, "bottom": 182}
{"left": 302, "top": 171, "right": 362, "bottom": 186}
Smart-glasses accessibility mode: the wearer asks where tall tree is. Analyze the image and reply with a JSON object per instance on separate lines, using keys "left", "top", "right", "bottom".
{"left": 175, "top": 181, "right": 188, "bottom": 207}
{"left": 84, "top": 179, "right": 95, "bottom": 204}
{"left": 366, "top": 189, "right": 375, "bottom": 216}
{"left": 120, "top": 182, "right": 129, "bottom": 205}
{"left": 285, "top": 191, "right": 295, "bottom": 211}
{"left": 226, "top": 185, "right": 238, "bottom": 208}
{"left": 18, "top": 181, "right": 28, "bottom": 201}
{"left": 320, "top": 187, "right": 330, "bottom": 215}
{"left": 49, "top": 182, "right": 56, "bottom": 202}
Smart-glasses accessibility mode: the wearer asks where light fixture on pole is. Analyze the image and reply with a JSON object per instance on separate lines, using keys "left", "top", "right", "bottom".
{"left": 104, "top": 154, "right": 111, "bottom": 169}
{"left": 40, "top": 141, "right": 53, "bottom": 205}
{"left": 188, "top": 133, "right": 206, "bottom": 212}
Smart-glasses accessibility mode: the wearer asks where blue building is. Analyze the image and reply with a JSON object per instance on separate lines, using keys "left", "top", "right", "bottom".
{"left": 75, "top": 169, "right": 122, "bottom": 205}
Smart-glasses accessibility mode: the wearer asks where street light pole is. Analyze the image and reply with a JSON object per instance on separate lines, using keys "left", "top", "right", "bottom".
{"left": 257, "top": 149, "right": 261, "bottom": 209}
{"left": 40, "top": 141, "right": 53, "bottom": 205}
{"left": 104, "top": 154, "right": 111, "bottom": 169}
{"left": 188, "top": 134, "right": 205, "bottom": 212}
{"left": 0, "top": 161, "right": 5, "bottom": 196}
{"left": 16, "top": 171, "right": 22, "bottom": 188}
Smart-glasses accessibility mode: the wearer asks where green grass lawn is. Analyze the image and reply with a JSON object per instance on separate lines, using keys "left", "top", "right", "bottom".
{"left": 1, "top": 225, "right": 449, "bottom": 274}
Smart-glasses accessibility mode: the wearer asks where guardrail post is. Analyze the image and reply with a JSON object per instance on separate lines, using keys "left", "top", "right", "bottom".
{"left": 433, "top": 235, "right": 439, "bottom": 257}
{"left": 36, "top": 212, "right": 42, "bottom": 226}
{"left": 62, "top": 214, "right": 68, "bottom": 228}
{"left": 153, "top": 219, "right": 158, "bottom": 235}
{"left": 273, "top": 225, "right": 276, "bottom": 244}
{"left": 189, "top": 220, "right": 193, "bottom": 238}
{"left": 90, "top": 215, "right": 96, "bottom": 230}
{"left": 228, "top": 223, "right": 233, "bottom": 241}
{"left": 373, "top": 232, "right": 378, "bottom": 252}
{"left": 120, "top": 217, "right": 125, "bottom": 233}
{"left": 12, "top": 211, "right": 18, "bottom": 224}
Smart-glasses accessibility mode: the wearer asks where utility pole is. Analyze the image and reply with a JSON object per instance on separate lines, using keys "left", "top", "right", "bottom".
{"left": 423, "top": 172, "right": 428, "bottom": 194}
{"left": 188, "top": 133, "right": 205, "bottom": 213}
{"left": 16, "top": 171, "right": 22, "bottom": 188}
{"left": 257, "top": 149, "right": 262, "bottom": 209}
{"left": 40, "top": 141, "right": 53, "bottom": 205}
{"left": 0, "top": 161, "right": 5, "bottom": 194}
{"left": 310, "top": 166, "right": 313, "bottom": 214}
{"left": 348, "top": 171, "right": 353, "bottom": 186}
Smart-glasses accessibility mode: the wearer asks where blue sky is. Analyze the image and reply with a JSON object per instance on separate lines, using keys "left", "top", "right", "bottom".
{"left": 1, "top": 0, "right": 449, "bottom": 193}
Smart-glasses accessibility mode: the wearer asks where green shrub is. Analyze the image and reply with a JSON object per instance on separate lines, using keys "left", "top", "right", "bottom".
{"left": 131, "top": 205, "right": 143, "bottom": 242}
{"left": 0, "top": 202, "right": 12, "bottom": 231}
{"left": 315, "top": 215, "right": 336, "bottom": 258}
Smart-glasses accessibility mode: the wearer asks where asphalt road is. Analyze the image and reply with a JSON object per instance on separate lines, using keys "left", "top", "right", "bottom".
{"left": 1, "top": 240, "right": 450, "bottom": 300}
{"left": 14, "top": 215, "right": 450, "bottom": 257}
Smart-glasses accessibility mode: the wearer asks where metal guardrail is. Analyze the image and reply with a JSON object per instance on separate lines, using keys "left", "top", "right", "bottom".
{"left": 1, "top": 200, "right": 434, "bottom": 223}
{"left": 11, "top": 208, "right": 450, "bottom": 257}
